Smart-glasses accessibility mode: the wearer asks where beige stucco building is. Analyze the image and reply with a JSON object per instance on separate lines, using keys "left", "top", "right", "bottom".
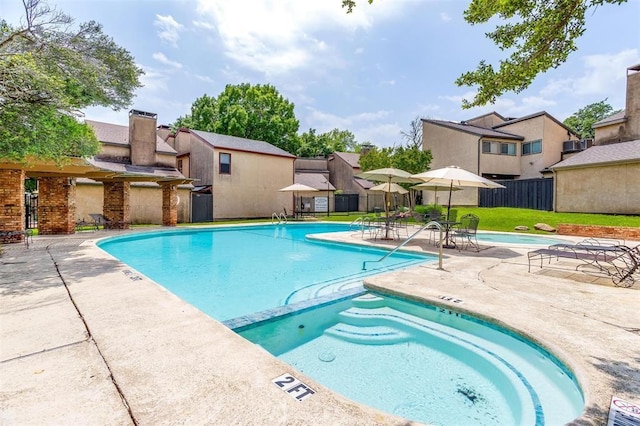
{"left": 327, "top": 152, "right": 378, "bottom": 212}
{"left": 422, "top": 112, "right": 580, "bottom": 206}
{"left": 552, "top": 64, "right": 640, "bottom": 214}
{"left": 76, "top": 112, "right": 192, "bottom": 224}
{"left": 168, "top": 129, "right": 296, "bottom": 220}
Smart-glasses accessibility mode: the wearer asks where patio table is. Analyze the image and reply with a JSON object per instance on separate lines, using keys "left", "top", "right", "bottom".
{"left": 436, "top": 220, "right": 460, "bottom": 249}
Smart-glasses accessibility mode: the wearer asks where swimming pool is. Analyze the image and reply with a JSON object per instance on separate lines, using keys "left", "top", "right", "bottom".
{"left": 238, "top": 292, "right": 584, "bottom": 426}
{"left": 476, "top": 232, "right": 565, "bottom": 245}
{"left": 98, "top": 223, "right": 434, "bottom": 321}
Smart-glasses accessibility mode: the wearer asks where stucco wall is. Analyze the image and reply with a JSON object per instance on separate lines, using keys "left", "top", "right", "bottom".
{"left": 177, "top": 133, "right": 214, "bottom": 186}
{"left": 76, "top": 182, "right": 191, "bottom": 224}
{"left": 422, "top": 122, "right": 480, "bottom": 207}
{"left": 554, "top": 162, "right": 640, "bottom": 214}
{"left": 213, "top": 151, "right": 294, "bottom": 219}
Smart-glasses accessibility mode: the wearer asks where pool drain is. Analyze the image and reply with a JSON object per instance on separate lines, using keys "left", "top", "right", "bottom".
{"left": 318, "top": 352, "right": 336, "bottom": 362}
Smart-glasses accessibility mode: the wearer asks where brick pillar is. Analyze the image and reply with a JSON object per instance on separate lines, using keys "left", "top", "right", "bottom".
{"left": 38, "top": 176, "right": 77, "bottom": 235}
{"left": 162, "top": 183, "right": 178, "bottom": 226}
{"left": 103, "top": 181, "right": 130, "bottom": 229}
{"left": 0, "top": 169, "right": 25, "bottom": 243}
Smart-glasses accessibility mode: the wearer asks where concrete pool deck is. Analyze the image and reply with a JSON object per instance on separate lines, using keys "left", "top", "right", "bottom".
{"left": 1, "top": 226, "right": 638, "bottom": 425}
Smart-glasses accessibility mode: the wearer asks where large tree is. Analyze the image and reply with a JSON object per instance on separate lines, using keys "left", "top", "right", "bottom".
{"left": 176, "top": 83, "right": 300, "bottom": 154}
{"left": 0, "top": 0, "right": 143, "bottom": 162}
{"left": 296, "top": 128, "right": 360, "bottom": 157}
{"left": 342, "top": 0, "right": 627, "bottom": 108}
{"left": 563, "top": 99, "right": 621, "bottom": 139}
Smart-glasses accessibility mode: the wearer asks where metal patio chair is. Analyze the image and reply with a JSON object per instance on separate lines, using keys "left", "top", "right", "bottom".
{"left": 453, "top": 214, "right": 480, "bottom": 251}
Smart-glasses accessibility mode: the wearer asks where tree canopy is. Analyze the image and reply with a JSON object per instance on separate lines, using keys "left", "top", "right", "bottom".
{"left": 0, "top": 0, "right": 143, "bottom": 163}
{"left": 175, "top": 83, "right": 300, "bottom": 154}
{"left": 296, "top": 128, "right": 361, "bottom": 157}
{"left": 563, "top": 99, "right": 621, "bottom": 139}
{"left": 342, "top": 0, "right": 627, "bottom": 108}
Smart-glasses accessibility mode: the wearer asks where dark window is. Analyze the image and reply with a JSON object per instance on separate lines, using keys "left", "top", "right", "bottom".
{"left": 482, "top": 140, "right": 516, "bottom": 156}
{"left": 522, "top": 139, "right": 542, "bottom": 155}
{"left": 177, "top": 159, "right": 183, "bottom": 173}
{"left": 219, "top": 153, "right": 231, "bottom": 174}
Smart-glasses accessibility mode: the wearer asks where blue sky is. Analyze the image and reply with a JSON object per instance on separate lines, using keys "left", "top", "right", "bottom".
{"left": 3, "top": 0, "right": 640, "bottom": 147}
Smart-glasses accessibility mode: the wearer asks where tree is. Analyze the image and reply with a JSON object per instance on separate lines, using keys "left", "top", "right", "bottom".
{"left": 342, "top": 0, "right": 627, "bottom": 108}
{"left": 0, "top": 0, "right": 143, "bottom": 162}
{"left": 400, "top": 116, "right": 424, "bottom": 150}
{"left": 563, "top": 99, "right": 621, "bottom": 139}
{"left": 176, "top": 84, "right": 300, "bottom": 154}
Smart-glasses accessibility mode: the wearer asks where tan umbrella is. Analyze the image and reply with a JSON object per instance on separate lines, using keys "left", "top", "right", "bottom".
{"left": 279, "top": 183, "right": 318, "bottom": 216}
{"left": 411, "top": 165, "right": 505, "bottom": 247}
{"left": 370, "top": 182, "right": 409, "bottom": 195}
{"left": 356, "top": 168, "right": 416, "bottom": 239}
{"left": 412, "top": 182, "right": 462, "bottom": 207}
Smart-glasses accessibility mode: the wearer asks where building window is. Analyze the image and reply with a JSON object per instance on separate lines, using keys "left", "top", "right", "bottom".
{"left": 482, "top": 140, "right": 516, "bottom": 156}
{"left": 177, "top": 159, "right": 183, "bottom": 173}
{"left": 522, "top": 139, "right": 542, "bottom": 155}
{"left": 219, "top": 153, "right": 231, "bottom": 174}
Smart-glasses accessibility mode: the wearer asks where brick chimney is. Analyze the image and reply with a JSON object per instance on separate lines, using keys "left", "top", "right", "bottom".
{"left": 625, "top": 64, "right": 640, "bottom": 141}
{"left": 129, "top": 110, "right": 158, "bottom": 166}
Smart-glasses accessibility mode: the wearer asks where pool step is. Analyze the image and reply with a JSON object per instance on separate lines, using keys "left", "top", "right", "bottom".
{"left": 351, "top": 293, "right": 387, "bottom": 309}
{"left": 324, "top": 323, "right": 411, "bottom": 345}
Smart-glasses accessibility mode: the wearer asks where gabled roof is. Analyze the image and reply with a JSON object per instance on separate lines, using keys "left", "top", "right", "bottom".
{"left": 332, "top": 152, "right": 361, "bottom": 168}
{"left": 465, "top": 111, "right": 506, "bottom": 122}
{"left": 86, "top": 120, "right": 176, "bottom": 154}
{"left": 551, "top": 140, "right": 640, "bottom": 170}
{"left": 294, "top": 172, "right": 336, "bottom": 190}
{"left": 492, "top": 111, "right": 577, "bottom": 137}
{"left": 354, "top": 177, "right": 375, "bottom": 189}
{"left": 593, "top": 110, "right": 627, "bottom": 128}
{"left": 422, "top": 119, "right": 524, "bottom": 140}
{"left": 186, "top": 129, "right": 295, "bottom": 159}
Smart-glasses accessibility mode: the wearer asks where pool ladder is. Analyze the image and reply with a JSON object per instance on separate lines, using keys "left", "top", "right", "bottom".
{"left": 362, "top": 221, "right": 444, "bottom": 271}
{"left": 272, "top": 212, "right": 287, "bottom": 224}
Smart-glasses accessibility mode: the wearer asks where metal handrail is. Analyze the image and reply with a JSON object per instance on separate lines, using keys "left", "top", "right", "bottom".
{"left": 271, "top": 212, "right": 287, "bottom": 224}
{"left": 362, "top": 221, "right": 444, "bottom": 271}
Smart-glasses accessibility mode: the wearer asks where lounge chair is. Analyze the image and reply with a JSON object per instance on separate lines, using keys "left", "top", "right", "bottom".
{"left": 528, "top": 239, "right": 639, "bottom": 287}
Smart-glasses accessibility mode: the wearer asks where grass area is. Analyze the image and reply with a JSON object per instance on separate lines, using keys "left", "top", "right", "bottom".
{"left": 20, "top": 208, "right": 636, "bottom": 236}
{"left": 315, "top": 207, "right": 640, "bottom": 234}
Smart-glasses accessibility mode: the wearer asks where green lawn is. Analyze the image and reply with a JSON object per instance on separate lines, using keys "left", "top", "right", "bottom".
{"left": 317, "top": 207, "right": 640, "bottom": 234}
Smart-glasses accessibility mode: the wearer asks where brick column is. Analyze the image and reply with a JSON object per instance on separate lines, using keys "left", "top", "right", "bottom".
{"left": 103, "top": 181, "right": 130, "bottom": 229}
{"left": 0, "top": 169, "right": 25, "bottom": 243}
{"left": 162, "top": 183, "right": 178, "bottom": 226}
{"left": 38, "top": 176, "right": 77, "bottom": 235}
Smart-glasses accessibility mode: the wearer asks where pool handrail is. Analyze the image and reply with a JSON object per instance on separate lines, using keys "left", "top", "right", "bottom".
{"left": 362, "top": 221, "right": 444, "bottom": 271}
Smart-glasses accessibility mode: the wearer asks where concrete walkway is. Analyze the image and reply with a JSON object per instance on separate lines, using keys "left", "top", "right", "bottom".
{"left": 1, "top": 227, "right": 638, "bottom": 425}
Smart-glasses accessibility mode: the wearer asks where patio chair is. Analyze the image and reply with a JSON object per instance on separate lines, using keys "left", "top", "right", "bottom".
{"left": 453, "top": 214, "right": 480, "bottom": 251}
{"left": 89, "top": 213, "right": 114, "bottom": 230}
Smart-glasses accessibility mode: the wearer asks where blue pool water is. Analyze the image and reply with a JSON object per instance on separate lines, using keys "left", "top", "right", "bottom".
{"left": 98, "top": 223, "right": 434, "bottom": 321}
{"left": 476, "top": 232, "right": 565, "bottom": 245}
{"left": 238, "top": 292, "right": 584, "bottom": 426}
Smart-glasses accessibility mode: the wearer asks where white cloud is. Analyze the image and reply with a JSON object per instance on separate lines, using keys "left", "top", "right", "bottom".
{"left": 195, "top": 0, "right": 413, "bottom": 75}
{"left": 355, "top": 47, "right": 365, "bottom": 55}
{"left": 301, "top": 107, "right": 398, "bottom": 146}
{"left": 194, "top": 74, "right": 215, "bottom": 84}
{"left": 139, "top": 65, "right": 170, "bottom": 93}
{"left": 152, "top": 52, "right": 183, "bottom": 69}
{"left": 380, "top": 79, "right": 396, "bottom": 86}
{"left": 154, "top": 15, "right": 185, "bottom": 47}
{"left": 192, "top": 20, "right": 215, "bottom": 30}
{"left": 440, "top": 12, "right": 451, "bottom": 22}
{"left": 541, "top": 49, "right": 640, "bottom": 97}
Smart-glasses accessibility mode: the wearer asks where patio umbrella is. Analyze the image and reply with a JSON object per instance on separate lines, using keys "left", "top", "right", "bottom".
{"left": 370, "top": 182, "right": 409, "bottom": 195}
{"left": 356, "top": 168, "right": 416, "bottom": 239}
{"left": 411, "top": 182, "right": 462, "bottom": 207}
{"left": 279, "top": 183, "right": 318, "bottom": 215}
{"left": 411, "top": 166, "right": 505, "bottom": 247}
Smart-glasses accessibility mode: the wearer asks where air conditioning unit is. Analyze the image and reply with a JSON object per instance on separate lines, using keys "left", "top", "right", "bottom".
{"left": 562, "top": 139, "right": 593, "bottom": 152}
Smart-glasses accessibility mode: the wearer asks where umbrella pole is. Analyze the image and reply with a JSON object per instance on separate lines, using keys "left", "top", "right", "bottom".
{"left": 442, "top": 181, "right": 454, "bottom": 248}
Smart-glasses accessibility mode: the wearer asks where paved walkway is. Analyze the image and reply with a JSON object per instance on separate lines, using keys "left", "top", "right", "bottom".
{"left": 1, "top": 227, "right": 638, "bottom": 425}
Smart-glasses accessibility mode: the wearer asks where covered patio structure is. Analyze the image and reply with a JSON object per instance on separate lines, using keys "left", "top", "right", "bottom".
{"left": 0, "top": 158, "right": 190, "bottom": 243}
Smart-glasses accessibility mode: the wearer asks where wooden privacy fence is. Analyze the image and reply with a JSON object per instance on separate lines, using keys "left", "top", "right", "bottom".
{"left": 479, "top": 178, "right": 553, "bottom": 211}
